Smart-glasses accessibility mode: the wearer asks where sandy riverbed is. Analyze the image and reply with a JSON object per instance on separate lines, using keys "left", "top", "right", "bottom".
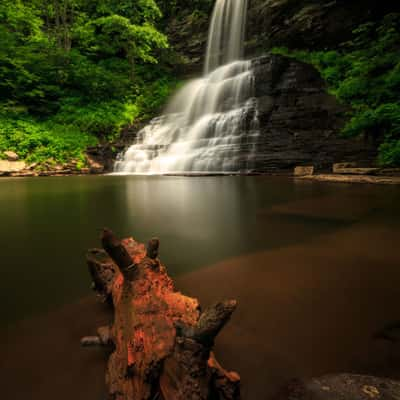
{"left": 1, "top": 214, "right": 400, "bottom": 399}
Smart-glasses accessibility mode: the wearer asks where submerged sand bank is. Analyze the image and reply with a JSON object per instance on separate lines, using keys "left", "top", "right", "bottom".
{"left": 1, "top": 216, "right": 400, "bottom": 399}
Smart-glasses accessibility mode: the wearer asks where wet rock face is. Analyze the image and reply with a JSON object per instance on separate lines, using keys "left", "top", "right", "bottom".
{"left": 250, "top": 54, "right": 376, "bottom": 172}
{"left": 166, "top": 1, "right": 400, "bottom": 74}
{"left": 246, "top": 0, "right": 400, "bottom": 55}
{"left": 112, "top": 54, "right": 376, "bottom": 173}
{"left": 166, "top": 12, "right": 210, "bottom": 76}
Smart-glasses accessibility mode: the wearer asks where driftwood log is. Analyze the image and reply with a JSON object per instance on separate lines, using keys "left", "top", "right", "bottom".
{"left": 83, "top": 229, "right": 240, "bottom": 400}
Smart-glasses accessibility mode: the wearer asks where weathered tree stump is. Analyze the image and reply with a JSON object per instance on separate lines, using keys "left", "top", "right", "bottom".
{"left": 83, "top": 229, "right": 240, "bottom": 400}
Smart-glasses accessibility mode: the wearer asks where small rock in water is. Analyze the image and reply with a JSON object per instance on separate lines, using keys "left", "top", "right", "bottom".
{"left": 277, "top": 374, "right": 400, "bottom": 400}
{"left": 3, "top": 151, "right": 19, "bottom": 161}
{"left": 294, "top": 166, "right": 314, "bottom": 176}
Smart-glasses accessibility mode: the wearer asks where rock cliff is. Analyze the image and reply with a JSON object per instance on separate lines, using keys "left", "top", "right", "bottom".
{"left": 117, "top": 54, "right": 376, "bottom": 173}
{"left": 246, "top": 0, "right": 400, "bottom": 55}
{"left": 167, "top": 0, "right": 400, "bottom": 75}
{"left": 115, "top": 1, "right": 395, "bottom": 173}
{"left": 250, "top": 54, "right": 375, "bottom": 172}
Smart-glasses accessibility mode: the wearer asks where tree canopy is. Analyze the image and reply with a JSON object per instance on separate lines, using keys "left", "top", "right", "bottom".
{"left": 0, "top": 0, "right": 175, "bottom": 165}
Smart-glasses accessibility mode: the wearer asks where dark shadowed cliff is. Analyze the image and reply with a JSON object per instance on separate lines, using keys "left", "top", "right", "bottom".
{"left": 167, "top": 0, "right": 400, "bottom": 74}
{"left": 250, "top": 54, "right": 375, "bottom": 172}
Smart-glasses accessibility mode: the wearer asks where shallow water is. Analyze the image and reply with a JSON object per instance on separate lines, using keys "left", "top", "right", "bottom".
{"left": 1, "top": 175, "right": 400, "bottom": 399}
{"left": 1, "top": 174, "right": 397, "bottom": 326}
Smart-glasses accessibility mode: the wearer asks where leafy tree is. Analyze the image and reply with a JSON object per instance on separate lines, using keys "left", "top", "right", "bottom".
{"left": 0, "top": 0, "right": 178, "bottom": 165}
{"left": 75, "top": 14, "right": 168, "bottom": 80}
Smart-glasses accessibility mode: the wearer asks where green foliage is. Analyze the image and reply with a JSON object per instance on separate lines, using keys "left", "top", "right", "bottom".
{"left": 53, "top": 100, "right": 140, "bottom": 138}
{"left": 378, "top": 140, "right": 400, "bottom": 166}
{"left": 74, "top": 14, "right": 168, "bottom": 67}
{"left": 135, "top": 76, "right": 180, "bottom": 119}
{"left": 272, "top": 13, "right": 400, "bottom": 166}
{"left": 0, "top": 113, "right": 98, "bottom": 164}
{"left": 0, "top": 0, "right": 178, "bottom": 166}
{"left": 342, "top": 103, "right": 400, "bottom": 140}
{"left": 157, "top": 0, "right": 213, "bottom": 21}
{"left": 87, "top": 0, "right": 162, "bottom": 24}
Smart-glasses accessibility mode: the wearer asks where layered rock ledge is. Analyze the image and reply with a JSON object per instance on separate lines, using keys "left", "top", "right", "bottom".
{"left": 250, "top": 54, "right": 376, "bottom": 173}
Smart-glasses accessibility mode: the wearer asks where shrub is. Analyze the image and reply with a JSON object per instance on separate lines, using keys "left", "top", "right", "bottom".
{"left": 0, "top": 114, "right": 98, "bottom": 165}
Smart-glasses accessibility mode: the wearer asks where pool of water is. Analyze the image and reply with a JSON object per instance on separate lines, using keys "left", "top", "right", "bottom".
{"left": 0, "top": 175, "right": 399, "bottom": 328}
{"left": 1, "top": 175, "right": 400, "bottom": 399}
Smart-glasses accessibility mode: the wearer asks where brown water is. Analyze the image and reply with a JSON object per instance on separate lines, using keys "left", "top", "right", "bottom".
{"left": 0, "top": 175, "right": 400, "bottom": 399}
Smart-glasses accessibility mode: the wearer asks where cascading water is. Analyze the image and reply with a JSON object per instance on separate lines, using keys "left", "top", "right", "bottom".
{"left": 204, "top": 0, "right": 248, "bottom": 74}
{"left": 114, "top": 0, "right": 259, "bottom": 174}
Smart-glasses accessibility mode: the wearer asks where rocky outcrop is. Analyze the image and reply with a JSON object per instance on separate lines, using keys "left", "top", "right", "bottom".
{"left": 86, "top": 144, "right": 117, "bottom": 173}
{"left": 166, "top": 12, "right": 210, "bottom": 76}
{"left": 246, "top": 0, "right": 400, "bottom": 56}
{"left": 294, "top": 166, "right": 314, "bottom": 176}
{"left": 0, "top": 160, "right": 26, "bottom": 175}
{"left": 250, "top": 54, "right": 376, "bottom": 172}
{"left": 3, "top": 151, "right": 19, "bottom": 161}
{"left": 0, "top": 152, "right": 109, "bottom": 178}
{"left": 298, "top": 174, "right": 400, "bottom": 185}
{"left": 166, "top": 1, "right": 400, "bottom": 75}
{"left": 111, "top": 54, "right": 376, "bottom": 174}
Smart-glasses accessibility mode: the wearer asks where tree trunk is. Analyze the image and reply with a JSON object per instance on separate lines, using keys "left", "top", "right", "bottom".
{"left": 83, "top": 229, "right": 240, "bottom": 400}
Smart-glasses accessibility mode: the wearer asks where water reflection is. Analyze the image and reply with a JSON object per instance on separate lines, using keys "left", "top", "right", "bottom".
{"left": 0, "top": 175, "right": 399, "bottom": 326}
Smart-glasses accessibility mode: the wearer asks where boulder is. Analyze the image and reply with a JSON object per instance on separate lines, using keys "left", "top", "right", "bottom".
{"left": 3, "top": 151, "right": 19, "bottom": 161}
{"left": 377, "top": 168, "right": 400, "bottom": 176}
{"left": 86, "top": 155, "right": 105, "bottom": 174}
{"left": 332, "top": 164, "right": 380, "bottom": 175}
{"left": 298, "top": 174, "right": 400, "bottom": 185}
{"left": 11, "top": 171, "right": 37, "bottom": 177}
{"left": 294, "top": 166, "right": 314, "bottom": 176}
{"left": 0, "top": 160, "right": 26, "bottom": 172}
{"left": 333, "top": 162, "right": 358, "bottom": 171}
{"left": 276, "top": 374, "right": 400, "bottom": 400}
{"left": 26, "top": 163, "right": 38, "bottom": 170}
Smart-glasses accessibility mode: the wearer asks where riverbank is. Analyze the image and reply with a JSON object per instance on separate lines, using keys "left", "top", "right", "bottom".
{"left": 298, "top": 174, "right": 400, "bottom": 185}
{"left": 2, "top": 148, "right": 400, "bottom": 182}
{"left": 0, "top": 144, "right": 117, "bottom": 177}
{"left": 2, "top": 169, "right": 400, "bottom": 186}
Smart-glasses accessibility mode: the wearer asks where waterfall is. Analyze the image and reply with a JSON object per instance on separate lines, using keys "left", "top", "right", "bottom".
{"left": 205, "top": 0, "right": 248, "bottom": 74}
{"left": 114, "top": 0, "right": 259, "bottom": 175}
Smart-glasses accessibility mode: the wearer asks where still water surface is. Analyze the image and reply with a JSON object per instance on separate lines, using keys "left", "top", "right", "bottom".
{"left": 1, "top": 175, "right": 400, "bottom": 399}
{"left": 0, "top": 175, "right": 399, "bottom": 326}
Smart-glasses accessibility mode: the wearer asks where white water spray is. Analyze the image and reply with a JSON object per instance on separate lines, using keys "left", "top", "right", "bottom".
{"left": 114, "top": 0, "right": 258, "bottom": 174}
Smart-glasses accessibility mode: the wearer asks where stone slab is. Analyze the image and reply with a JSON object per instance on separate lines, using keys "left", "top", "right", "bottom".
{"left": 294, "top": 166, "right": 314, "bottom": 176}
{"left": 0, "top": 160, "right": 26, "bottom": 172}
